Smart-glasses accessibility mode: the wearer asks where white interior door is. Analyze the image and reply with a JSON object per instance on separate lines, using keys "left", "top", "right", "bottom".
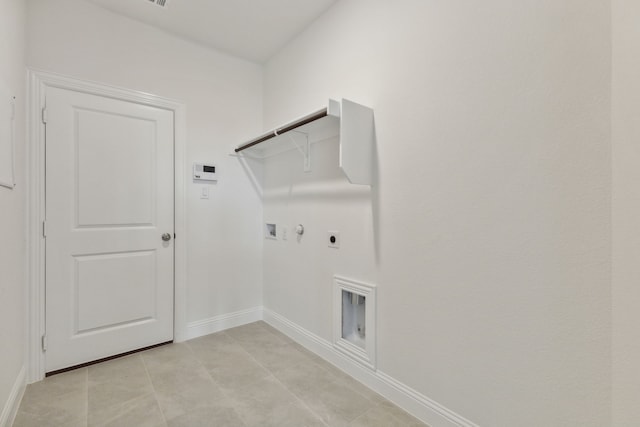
{"left": 45, "top": 86, "right": 175, "bottom": 372}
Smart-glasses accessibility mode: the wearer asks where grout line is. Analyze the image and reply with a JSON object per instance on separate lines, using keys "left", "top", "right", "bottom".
{"left": 225, "top": 324, "right": 330, "bottom": 426}
{"left": 273, "top": 328, "right": 424, "bottom": 426}
{"left": 184, "top": 331, "right": 232, "bottom": 387}
{"left": 83, "top": 367, "right": 89, "bottom": 427}
{"left": 86, "top": 355, "right": 157, "bottom": 427}
{"left": 184, "top": 335, "right": 240, "bottom": 398}
{"left": 267, "top": 370, "right": 330, "bottom": 427}
{"left": 263, "top": 329, "right": 387, "bottom": 424}
{"left": 290, "top": 340, "right": 387, "bottom": 405}
{"left": 183, "top": 333, "right": 250, "bottom": 427}
{"left": 221, "top": 329, "right": 279, "bottom": 389}
{"left": 184, "top": 323, "right": 407, "bottom": 426}
{"left": 140, "top": 352, "right": 169, "bottom": 427}
{"left": 183, "top": 338, "right": 229, "bottom": 396}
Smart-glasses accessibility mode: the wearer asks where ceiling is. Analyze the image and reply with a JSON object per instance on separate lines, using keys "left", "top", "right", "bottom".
{"left": 85, "top": 0, "right": 338, "bottom": 63}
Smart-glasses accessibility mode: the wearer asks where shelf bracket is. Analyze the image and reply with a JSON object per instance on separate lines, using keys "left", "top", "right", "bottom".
{"left": 288, "top": 131, "right": 311, "bottom": 172}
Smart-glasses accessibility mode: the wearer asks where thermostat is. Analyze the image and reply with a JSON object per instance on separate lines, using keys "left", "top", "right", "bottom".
{"left": 193, "top": 163, "right": 217, "bottom": 181}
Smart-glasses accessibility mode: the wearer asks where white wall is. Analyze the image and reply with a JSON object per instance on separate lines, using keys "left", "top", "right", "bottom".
{"left": 0, "top": 0, "right": 27, "bottom": 422}
{"left": 263, "top": 0, "right": 611, "bottom": 425}
{"left": 612, "top": 1, "right": 640, "bottom": 425}
{"left": 27, "top": 0, "right": 264, "bottom": 327}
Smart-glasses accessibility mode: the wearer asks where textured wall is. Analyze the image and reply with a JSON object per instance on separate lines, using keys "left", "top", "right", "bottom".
{"left": 612, "top": 0, "right": 640, "bottom": 425}
{"left": 27, "top": 0, "right": 264, "bottom": 327}
{"left": 0, "top": 0, "right": 27, "bottom": 421}
{"left": 263, "top": 0, "right": 611, "bottom": 425}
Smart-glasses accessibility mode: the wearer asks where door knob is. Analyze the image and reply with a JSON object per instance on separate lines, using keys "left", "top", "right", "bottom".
{"left": 162, "top": 233, "right": 172, "bottom": 242}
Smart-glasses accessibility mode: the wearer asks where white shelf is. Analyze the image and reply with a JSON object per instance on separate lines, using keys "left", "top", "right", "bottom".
{"left": 234, "top": 98, "right": 374, "bottom": 185}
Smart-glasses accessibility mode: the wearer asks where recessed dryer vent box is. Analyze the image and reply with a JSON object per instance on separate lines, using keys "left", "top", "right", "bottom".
{"left": 333, "top": 275, "right": 376, "bottom": 370}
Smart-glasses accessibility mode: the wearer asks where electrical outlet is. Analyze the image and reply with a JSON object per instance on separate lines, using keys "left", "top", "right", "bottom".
{"left": 328, "top": 231, "right": 340, "bottom": 248}
{"left": 282, "top": 226, "right": 288, "bottom": 241}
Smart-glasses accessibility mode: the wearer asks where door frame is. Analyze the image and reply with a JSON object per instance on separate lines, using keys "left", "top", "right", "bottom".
{"left": 26, "top": 69, "right": 188, "bottom": 383}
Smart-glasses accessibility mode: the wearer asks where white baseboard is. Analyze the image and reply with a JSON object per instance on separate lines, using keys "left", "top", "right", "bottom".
{"left": 185, "top": 306, "right": 263, "bottom": 340}
{"left": 0, "top": 365, "right": 26, "bottom": 427}
{"left": 263, "top": 308, "right": 479, "bottom": 427}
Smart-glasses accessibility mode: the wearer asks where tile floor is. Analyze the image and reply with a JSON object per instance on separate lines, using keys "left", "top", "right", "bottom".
{"left": 13, "top": 321, "right": 428, "bottom": 427}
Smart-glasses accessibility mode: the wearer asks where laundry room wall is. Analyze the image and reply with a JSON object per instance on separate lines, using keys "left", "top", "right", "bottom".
{"left": 612, "top": 0, "right": 640, "bottom": 425}
{"left": 26, "top": 0, "right": 264, "bottom": 335}
{"left": 262, "top": 0, "right": 611, "bottom": 425}
{"left": 0, "top": 0, "right": 27, "bottom": 422}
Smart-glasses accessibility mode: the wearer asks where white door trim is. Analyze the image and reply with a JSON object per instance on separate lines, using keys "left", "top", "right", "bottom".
{"left": 26, "top": 69, "right": 188, "bottom": 383}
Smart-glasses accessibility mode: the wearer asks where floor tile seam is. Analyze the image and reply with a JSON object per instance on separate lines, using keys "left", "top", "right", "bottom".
{"left": 224, "top": 404, "right": 250, "bottom": 427}
{"left": 193, "top": 350, "right": 250, "bottom": 423}
{"left": 313, "top": 359, "right": 384, "bottom": 405}
{"left": 266, "top": 367, "right": 330, "bottom": 427}
{"left": 314, "top": 386, "right": 373, "bottom": 425}
{"left": 230, "top": 332, "right": 308, "bottom": 373}
{"left": 218, "top": 369, "right": 278, "bottom": 396}
{"left": 376, "top": 402, "right": 421, "bottom": 427}
{"left": 193, "top": 328, "right": 384, "bottom": 425}
{"left": 229, "top": 378, "right": 315, "bottom": 427}
{"left": 256, "top": 322, "right": 296, "bottom": 344}
{"left": 87, "top": 357, "right": 158, "bottom": 425}
{"left": 226, "top": 323, "right": 288, "bottom": 346}
{"left": 184, "top": 332, "right": 241, "bottom": 357}
{"left": 185, "top": 331, "right": 273, "bottom": 392}
{"left": 338, "top": 378, "right": 386, "bottom": 406}
{"left": 277, "top": 359, "right": 378, "bottom": 424}
{"left": 227, "top": 398, "right": 263, "bottom": 427}
{"left": 218, "top": 375, "right": 283, "bottom": 427}
{"left": 87, "top": 358, "right": 151, "bottom": 388}
{"left": 233, "top": 328, "right": 372, "bottom": 425}
{"left": 220, "top": 333, "right": 304, "bottom": 404}
{"left": 286, "top": 340, "right": 382, "bottom": 402}
{"left": 89, "top": 392, "right": 157, "bottom": 427}
{"left": 16, "top": 389, "right": 86, "bottom": 412}
{"left": 189, "top": 352, "right": 232, "bottom": 401}
{"left": 199, "top": 365, "right": 234, "bottom": 400}
{"left": 354, "top": 403, "right": 412, "bottom": 427}
{"left": 183, "top": 336, "right": 231, "bottom": 374}
{"left": 140, "top": 348, "right": 201, "bottom": 372}
{"left": 228, "top": 329, "right": 292, "bottom": 386}
{"left": 220, "top": 332, "right": 276, "bottom": 379}
{"left": 139, "top": 352, "right": 169, "bottom": 427}
{"left": 83, "top": 367, "right": 89, "bottom": 426}
{"left": 13, "top": 402, "right": 84, "bottom": 421}
{"left": 219, "top": 331, "right": 258, "bottom": 360}
{"left": 187, "top": 326, "right": 370, "bottom": 425}
{"left": 184, "top": 334, "right": 266, "bottom": 425}
{"left": 185, "top": 331, "right": 233, "bottom": 348}
{"left": 390, "top": 412, "right": 417, "bottom": 426}
{"left": 25, "top": 383, "right": 87, "bottom": 399}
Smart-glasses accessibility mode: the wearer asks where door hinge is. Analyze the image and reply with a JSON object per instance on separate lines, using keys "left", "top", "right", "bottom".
{"left": 42, "top": 221, "right": 47, "bottom": 238}
{"left": 41, "top": 335, "right": 47, "bottom": 352}
{"left": 41, "top": 107, "right": 48, "bottom": 124}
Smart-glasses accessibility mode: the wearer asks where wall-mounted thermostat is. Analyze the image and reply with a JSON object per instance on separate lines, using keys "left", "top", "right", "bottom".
{"left": 193, "top": 163, "right": 217, "bottom": 181}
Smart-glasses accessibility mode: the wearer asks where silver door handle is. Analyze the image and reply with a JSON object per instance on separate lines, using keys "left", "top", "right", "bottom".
{"left": 162, "top": 233, "right": 172, "bottom": 242}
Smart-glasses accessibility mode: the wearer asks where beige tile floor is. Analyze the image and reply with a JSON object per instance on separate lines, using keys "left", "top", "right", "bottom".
{"left": 13, "top": 321, "right": 428, "bottom": 427}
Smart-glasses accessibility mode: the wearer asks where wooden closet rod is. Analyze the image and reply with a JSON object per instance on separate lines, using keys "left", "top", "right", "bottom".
{"left": 235, "top": 108, "right": 328, "bottom": 153}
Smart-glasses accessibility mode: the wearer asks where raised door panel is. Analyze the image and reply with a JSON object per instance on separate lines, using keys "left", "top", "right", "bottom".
{"left": 76, "top": 109, "right": 156, "bottom": 227}
{"left": 45, "top": 86, "right": 174, "bottom": 372}
{"left": 74, "top": 250, "right": 157, "bottom": 334}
